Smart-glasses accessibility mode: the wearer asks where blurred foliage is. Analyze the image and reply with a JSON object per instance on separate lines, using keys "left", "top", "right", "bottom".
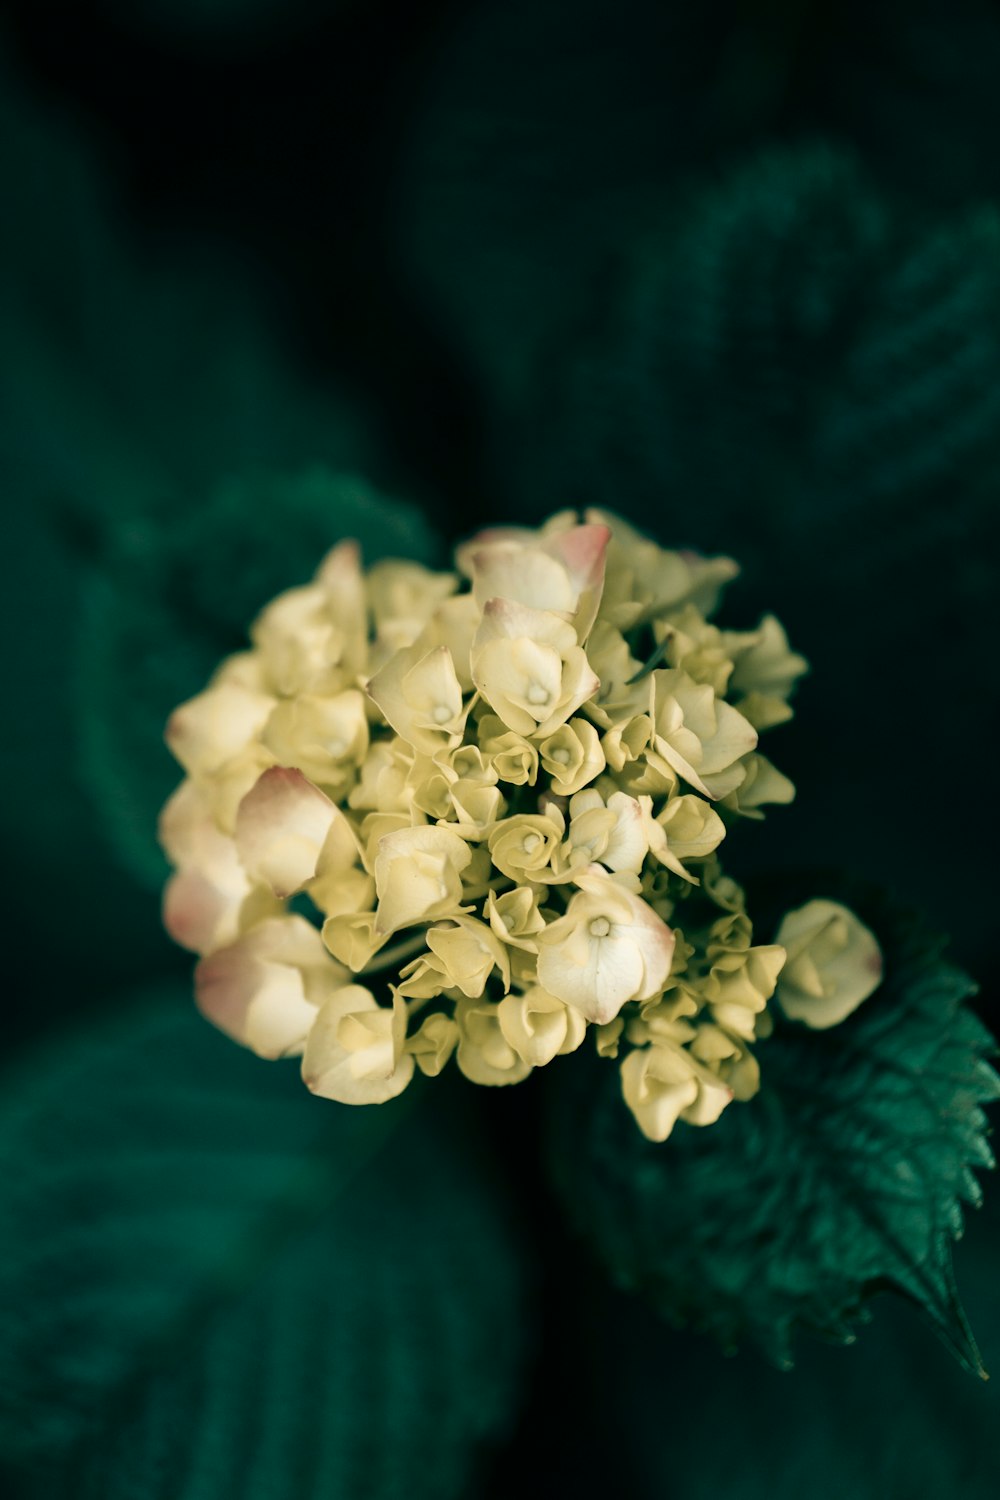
{"left": 2, "top": 1, "right": 1000, "bottom": 1493}
{"left": 554, "top": 1194, "right": 1000, "bottom": 1500}
{"left": 0, "top": 991, "right": 527, "bottom": 1499}
{"left": 547, "top": 882, "right": 998, "bottom": 1368}
{"left": 78, "top": 470, "right": 440, "bottom": 889}
{"left": 0, "top": 44, "right": 375, "bottom": 1010}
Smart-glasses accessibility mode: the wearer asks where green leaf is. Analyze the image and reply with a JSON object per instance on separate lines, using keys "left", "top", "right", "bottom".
{"left": 561, "top": 1195, "right": 1000, "bottom": 1500}
{"left": 0, "top": 990, "right": 527, "bottom": 1498}
{"left": 545, "top": 884, "right": 999, "bottom": 1369}
{"left": 814, "top": 205, "right": 1000, "bottom": 517}
{"left": 77, "top": 469, "right": 441, "bottom": 889}
{"left": 397, "top": 0, "right": 772, "bottom": 407}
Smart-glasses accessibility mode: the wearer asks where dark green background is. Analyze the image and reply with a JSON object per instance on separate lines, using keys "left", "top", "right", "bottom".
{"left": 1, "top": 2, "right": 998, "bottom": 1495}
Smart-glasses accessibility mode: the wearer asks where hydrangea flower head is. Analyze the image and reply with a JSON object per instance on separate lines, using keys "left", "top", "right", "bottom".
{"left": 160, "top": 509, "right": 872, "bottom": 1140}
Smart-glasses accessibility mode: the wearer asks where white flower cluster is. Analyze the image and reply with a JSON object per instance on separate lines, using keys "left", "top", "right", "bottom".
{"left": 160, "top": 509, "right": 874, "bottom": 1141}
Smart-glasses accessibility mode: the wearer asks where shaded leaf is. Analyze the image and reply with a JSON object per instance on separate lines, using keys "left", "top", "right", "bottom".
{"left": 563, "top": 1193, "right": 1000, "bottom": 1500}
{"left": 546, "top": 883, "right": 998, "bottom": 1368}
{"left": 396, "top": 0, "right": 771, "bottom": 407}
{"left": 0, "top": 990, "right": 527, "bottom": 1498}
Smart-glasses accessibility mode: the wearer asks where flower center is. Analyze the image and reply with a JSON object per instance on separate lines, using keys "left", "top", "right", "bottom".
{"left": 522, "top": 833, "right": 542, "bottom": 854}
{"left": 589, "top": 916, "right": 611, "bottom": 939}
{"left": 327, "top": 738, "right": 347, "bottom": 757}
{"left": 526, "top": 682, "right": 550, "bottom": 707}
{"left": 551, "top": 747, "right": 571, "bottom": 764}
{"left": 432, "top": 704, "right": 452, "bottom": 724}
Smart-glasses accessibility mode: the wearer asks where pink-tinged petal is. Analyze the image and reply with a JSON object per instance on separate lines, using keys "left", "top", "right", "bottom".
{"left": 473, "top": 597, "right": 578, "bottom": 654}
{"left": 159, "top": 780, "right": 243, "bottom": 877}
{"left": 163, "top": 867, "right": 245, "bottom": 956}
{"left": 194, "top": 916, "right": 338, "bottom": 1058}
{"left": 470, "top": 550, "right": 576, "bottom": 619}
{"left": 316, "top": 538, "right": 361, "bottom": 589}
{"left": 547, "top": 523, "right": 611, "bottom": 638}
{"left": 158, "top": 779, "right": 208, "bottom": 866}
{"left": 454, "top": 526, "right": 538, "bottom": 576}
{"left": 235, "top": 766, "right": 338, "bottom": 897}
{"left": 160, "top": 780, "right": 265, "bottom": 955}
{"left": 195, "top": 948, "right": 313, "bottom": 1059}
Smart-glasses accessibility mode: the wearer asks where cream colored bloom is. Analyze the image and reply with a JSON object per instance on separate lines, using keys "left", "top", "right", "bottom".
{"left": 558, "top": 788, "right": 648, "bottom": 875}
{"left": 440, "top": 746, "right": 506, "bottom": 837}
{"left": 308, "top": 816, "right": 373, "bottom": 920}
{"left": 315, "top": 539, "right": 368, "bottom": 677}
{"left": 405, "top": 1011, "right": 459, "bottom": 1076}
{"left": 252, "top": 585, "right": 346, "bottom": 698}
{"left": 302, "top": 986, "right": 413, "bottom": 1103}
{"left": 261, "top": 689, "right": 368, "bottom": 791}
{"left": 408, "top": 754, "right": 455, "bottom": 820}
{"left": 348, "top": 739, "right": 415, "bottom": 815}
{"left": 357, "top": 810, "right": 415, "bottom": 874}
{"left": 588, "top": 508, "right": 738, "bottom": 629}
{"left": 776, "top": 899, "right": 883, "bottom": 1028}
{"left": 420, "top": 593, "right": 481, "bottom": 692}
{"left": 649, "top": 667, "right": 757, "bottom": 800}
{"left": 477, "top": 714, "right": 540, "bottom": 785}
{"left": 583, "top": 621, "right": 654, "bottom": 732}
{"left": 166, "top": 680, "right": 275, "bottom": 784}
{"left": 455, "top": 997, "right": 532, "bottom": 1085}
{"left": 456, "top": 842, "right": 494, "bottom": 899}
{"left": 489, "top": 809, "right": 565, "bottom": 882}
{"left": 620, "top": 1043, "right": 701, "bottom": 1142}
{"left": 462, "top": 520, "right": 610, "bottom": 640}
{"left": 657, "top": 604, "right": 757, "bottom": 697}
{"left": 236, "top": 764, "right": 375, "bottom": 920}
{"left": 620, "top": 1023, "right": 738, "bottom": 1140}
{"left": 536, "top": 865, "right": 675, "bottom": 1024}
{"left": 367, "top": 640, "right": 467, "bottom": 758}
{"left": 159, "top": 779, "right": 277, "bottom": 956}
{"left": 601, "top": 713, "right": 654, "bottom": 774}
{"left": 322, "top": 910, "right": 386, "bottom": 971}
{"left": 729, "top": 614, "right": 808, "bottom": 730}
{"left": 235, "top": 765, "right": 344, "bottom": 898}
{"left": 701, "top": 915, "right": 786, "bottom": 1040}
{"left": 689, "top": 1022, "right": 760, "bottom": 1104}
{"left": 367, "top": 560, "right": 457, "bottom": 652}
{"left": 162, "top": 506, "right": 806, "bottom": 1135}
{"left": 195, "top": 914, "right": 344, "bottom": 1059}
{"left": 497, "top": 987, "right": 586, "bottom": 1067}
{"left": 471, "top": 599, "right": 598, "bottom": 738}
{"left": 721, "top": 753, "right": 795, "bottom": 819}
{"left": 212, "top": 649, "right": 268, "bottom": 692}
{"left": 373, "top": 824, "right": 472, "bottom": 934}
{"left": 486, "top": 886, "right": 546, "bottom": 951}
{"left": 426, "top": 917, "right": 511, "bottom": 997}
{"left": 644, "top": 793, "right": 726, "bottom": 881}
{"left": 538, "top": 717, "right": 606, "bottom": 795}
{"left": 594, "top": 1017, "right": 625, "bottom": 1057}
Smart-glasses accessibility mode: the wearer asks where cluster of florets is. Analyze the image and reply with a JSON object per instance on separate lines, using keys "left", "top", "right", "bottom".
{"left": 160, "top": 509, "right": 849, "bottom": 1141}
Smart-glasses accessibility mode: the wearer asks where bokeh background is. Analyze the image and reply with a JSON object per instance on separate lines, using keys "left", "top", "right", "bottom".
{"left": 1, "top": 2, "right": 998, "bottom": 1496}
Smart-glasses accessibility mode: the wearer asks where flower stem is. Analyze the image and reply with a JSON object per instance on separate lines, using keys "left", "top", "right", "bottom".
{"left": 359, "top": 930, "right": 429, "bottom": 976}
